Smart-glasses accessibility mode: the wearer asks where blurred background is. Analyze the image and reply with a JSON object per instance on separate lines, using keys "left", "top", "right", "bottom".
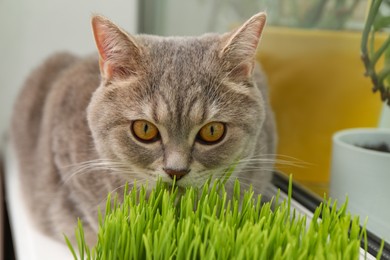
{"left": 0, "top": 0, "right": 381, "bottom": 196}
{"left": 140, "top": 0, "right": 368, "bottom": 35}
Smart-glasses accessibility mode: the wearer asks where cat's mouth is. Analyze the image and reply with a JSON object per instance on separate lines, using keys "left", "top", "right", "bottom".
{"left": 163, "top": 182, "right": 187, "bottom": 194}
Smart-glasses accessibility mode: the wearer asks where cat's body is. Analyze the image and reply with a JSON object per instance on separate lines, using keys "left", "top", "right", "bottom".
{"left": 11, "top": 13, "right": 276, "bottom": 243}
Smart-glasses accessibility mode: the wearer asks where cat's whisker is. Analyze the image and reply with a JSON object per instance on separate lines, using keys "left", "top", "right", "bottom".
{"left": 233, "top": 163, "right": 275, "bottom": 168}
{"left": 93, "top": 178, "right": 152, "bottom": 210}
{"left": 231, "top": 169, "right": 276, "bottom": 174}
{"left": 62, "top": 159, "right": 146, "bottom": 185}
{"left": 239, "top": 154, "right": 311, "bottom": 165}
{"left": 61, "top": 159, "right": 121, "bottom": 169}
{"left": 230, "top": 156, "right": 310, "bottom": 170}
{"left": 62, "top": 169, "right": 109, "bottom": 185}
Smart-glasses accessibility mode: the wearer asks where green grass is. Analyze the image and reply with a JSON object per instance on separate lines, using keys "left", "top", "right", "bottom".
{"left": 65, "top": 176, "right": 384, "bottom": 259}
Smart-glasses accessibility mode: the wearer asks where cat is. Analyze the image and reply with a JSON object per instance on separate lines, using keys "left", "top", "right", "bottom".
{"left": 10, "top": 12, "right": 276, "bottom": 244}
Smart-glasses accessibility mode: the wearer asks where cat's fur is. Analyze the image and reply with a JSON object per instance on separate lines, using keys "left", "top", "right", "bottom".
{"left": 11, "top": 12, "right": 276, "bottom": 243}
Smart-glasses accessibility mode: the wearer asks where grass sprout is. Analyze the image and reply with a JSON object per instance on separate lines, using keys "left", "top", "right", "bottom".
{"left": 65, "top": 176, "right": 383, "bottom": 259}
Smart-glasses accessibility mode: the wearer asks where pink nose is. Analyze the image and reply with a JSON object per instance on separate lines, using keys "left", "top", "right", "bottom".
{"left": 164, "top": 168, "right": 190, "bottom": 181}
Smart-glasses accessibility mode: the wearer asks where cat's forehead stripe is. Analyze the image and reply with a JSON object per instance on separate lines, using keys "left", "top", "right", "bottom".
{"left": 152, "top": 91, "right": 207, "bottom": 127}
{"left": 185, "top": 97, "right": 207, "bottom": 125}
{"left": 152, "top": 91, "right": 172, "bottom": 124}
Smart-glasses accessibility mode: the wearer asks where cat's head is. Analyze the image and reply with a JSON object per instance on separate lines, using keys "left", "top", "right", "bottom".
{"left": 87, "top": 12, "right": 268, "bottom": 188}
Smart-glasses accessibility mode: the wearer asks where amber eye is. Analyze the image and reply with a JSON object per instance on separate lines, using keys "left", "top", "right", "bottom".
{"left": 197, "top": 122, "right": 225, "bottom": 144}
{"left": 131, "top": 120, "right": 160, "bottom": 142}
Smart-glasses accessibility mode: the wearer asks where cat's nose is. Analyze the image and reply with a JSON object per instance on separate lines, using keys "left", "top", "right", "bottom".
{"left": 164, "top": 168, "right": 190, "bottom": 181}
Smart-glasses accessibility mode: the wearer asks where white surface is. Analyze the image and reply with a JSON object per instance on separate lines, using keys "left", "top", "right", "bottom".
{"left": 330, "top": 128, "right": 390, "bottom": 242}
{"left": 0, "top": 0, "right": 138, "bottom": 140}
{"left": 4, "top": 142, "right": 72, "bottom": 259}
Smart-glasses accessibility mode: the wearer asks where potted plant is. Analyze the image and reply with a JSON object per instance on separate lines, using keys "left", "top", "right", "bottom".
{"left": 330, "top": 0, "right": 390, "bottom": 243}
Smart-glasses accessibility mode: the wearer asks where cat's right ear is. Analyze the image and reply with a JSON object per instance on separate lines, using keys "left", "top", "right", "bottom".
{"left": 92, "top": 15, "right": 142, "bottom": 82}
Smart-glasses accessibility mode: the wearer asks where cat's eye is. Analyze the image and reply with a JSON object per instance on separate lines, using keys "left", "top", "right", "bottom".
{"left": 197, "top": 122, "right": 225, "bottom": 144}
{"left": 131, "top": 120, "right": 160, "bottom": 143}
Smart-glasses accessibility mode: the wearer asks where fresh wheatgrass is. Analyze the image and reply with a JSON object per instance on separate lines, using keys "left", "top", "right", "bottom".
{"left": 65, "top": 175, "right": 384, "bottom": 260}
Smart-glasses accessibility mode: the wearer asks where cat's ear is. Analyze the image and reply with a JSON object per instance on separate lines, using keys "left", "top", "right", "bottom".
{"left": 220, "top": 12, "right": 266, "bottom": 80}
{"left": 92, "top": 15, "right": 143, "bottom": 82}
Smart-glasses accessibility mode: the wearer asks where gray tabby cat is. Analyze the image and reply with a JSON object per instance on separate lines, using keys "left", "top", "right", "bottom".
{"left": 11, "top": 12, "right": 276, "bottom": 244}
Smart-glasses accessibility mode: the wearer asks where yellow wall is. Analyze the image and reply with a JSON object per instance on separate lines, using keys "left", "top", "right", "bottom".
{"left": 257, "top": 27, "right": 383, "bottom": 195}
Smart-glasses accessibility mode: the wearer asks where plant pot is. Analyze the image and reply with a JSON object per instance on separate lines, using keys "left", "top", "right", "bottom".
{"left": 330, "top": 128, "right": 390, "bottom": 242}
{"left": 257, "top": 27, "right": 385, "bottom": 194}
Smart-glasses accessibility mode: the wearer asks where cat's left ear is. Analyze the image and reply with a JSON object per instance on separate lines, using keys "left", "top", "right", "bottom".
{"left": 92, "top": 15, "right": 143, "bottom": 82}
{"left": 220, "top": 12, "right": 266, "bottom": 80}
